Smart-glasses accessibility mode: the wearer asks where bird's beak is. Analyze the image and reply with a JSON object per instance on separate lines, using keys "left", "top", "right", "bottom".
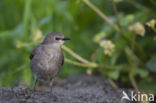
{"left": 62, "top": 37, "right": 71, "bottom": 40}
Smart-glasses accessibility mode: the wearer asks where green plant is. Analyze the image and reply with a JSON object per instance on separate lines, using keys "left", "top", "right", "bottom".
{"left": 0, "top": 0, "right": 156, "bottom": 95}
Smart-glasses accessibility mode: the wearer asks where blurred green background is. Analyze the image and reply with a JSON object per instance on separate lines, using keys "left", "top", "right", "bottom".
{"left": 0, "top": 0, "right": 156, "bottom": 94}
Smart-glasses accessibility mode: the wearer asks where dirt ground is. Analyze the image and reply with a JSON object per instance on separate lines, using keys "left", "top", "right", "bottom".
{"left": 0, "top": 75, "right": 134, "bottom": 103}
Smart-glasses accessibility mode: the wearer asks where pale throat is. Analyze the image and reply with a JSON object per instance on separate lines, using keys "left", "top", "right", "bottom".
{"left": 51, "top": 42, "right": 63, "bottom": 49}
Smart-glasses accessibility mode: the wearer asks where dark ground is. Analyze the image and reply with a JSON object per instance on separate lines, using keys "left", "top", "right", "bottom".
{"left": 0, "top": 75, "right": 134, "bottom": 103}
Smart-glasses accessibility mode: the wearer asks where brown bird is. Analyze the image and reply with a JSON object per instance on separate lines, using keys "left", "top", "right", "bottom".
{"left": 30, "top": 32, "right": 70, "bottom": 90}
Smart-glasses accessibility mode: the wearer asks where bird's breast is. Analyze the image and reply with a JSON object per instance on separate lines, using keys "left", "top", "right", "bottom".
{"left": 45, "top": 47, "right": 62, "bottom": 67}
{"left": 30, "top": 44, "right": 63, "bottom": 79}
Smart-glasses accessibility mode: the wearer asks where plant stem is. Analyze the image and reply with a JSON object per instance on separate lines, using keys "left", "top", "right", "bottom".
{"left": 108, "top": 79, "right": 119, "bottom": 90}
{"left": 83, "top": 0, "right": 146, "bottom": 61}
{"left": 23, "top": 0, "right": 31, "bottom": 36}
{"left": 62, "top": 45, "right": 91, "bottom": 64}
{"left": 129, "top": 73, "right": 139, "bottom": 92}
{"left": 125, "top": 0, "right": 156, "bottom": 14}
{"left": 65, "top": 58, "right": 98, "bottom": 68}
{"left": 112, "top": 0, "right": 121, "bottom": 27}
{"left": 131, "top": 34, "right": 136, "bottom": 52}
{"left": 83, "top": 0, "right": 120, "bottom": 32}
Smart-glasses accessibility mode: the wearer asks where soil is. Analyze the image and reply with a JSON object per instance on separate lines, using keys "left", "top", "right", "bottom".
{"left": 0, "top": 75, "right": 134, "bottom": 103}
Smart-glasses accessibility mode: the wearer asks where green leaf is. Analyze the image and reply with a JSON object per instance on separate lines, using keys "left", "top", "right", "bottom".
{"left": 114, "top": 0, "right": 123, "bottom": 3}
{"left": 146, "top": 55, "right": 156, "bottom": 72}
{"left": 134, "top": 68, "right": 149, "bottom": 78}
{"left": 125, "top": 47, "right": 140, "bottom": 66}
{"left": 139, "top": 80, "right": 156, "bottom": 95}
{"left": 108, "top": 70, "right": 119, "bottom": 80}
{"left": 93, "top": 31, "right": 107, "bottom": 43}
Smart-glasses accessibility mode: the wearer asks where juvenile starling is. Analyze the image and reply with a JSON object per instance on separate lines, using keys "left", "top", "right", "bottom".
{"left": 30, "top": 32, "right": 70, "bottom": 90}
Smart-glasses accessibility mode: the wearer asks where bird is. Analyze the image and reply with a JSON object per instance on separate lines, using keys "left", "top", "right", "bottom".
{"left": 30, "top": 32, "right": 70, "bottom": 90}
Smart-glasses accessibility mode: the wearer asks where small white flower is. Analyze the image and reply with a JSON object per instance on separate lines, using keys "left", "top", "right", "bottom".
{"left": 128, "top": 22, "right": 145, "bottom": 37}
{"left": 99, "top": 40, "right": 115, "bottom": 56}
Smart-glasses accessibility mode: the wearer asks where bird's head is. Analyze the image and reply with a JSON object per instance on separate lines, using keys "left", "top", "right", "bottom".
{"left": 43, "top": 32, "right": 71, "bottom": 45}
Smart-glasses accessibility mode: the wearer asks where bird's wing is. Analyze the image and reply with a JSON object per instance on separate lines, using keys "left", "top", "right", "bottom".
{"left": 30, "top": 49, "right": 36, "bottom": 60}
{"left": 61, "top": 53, "right": 64, "bottom": 66}
{"left": 30, "top": 46, "right": 39, "bottom": 60}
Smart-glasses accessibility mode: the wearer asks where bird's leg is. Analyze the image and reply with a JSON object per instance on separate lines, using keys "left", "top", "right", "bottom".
{"left": 50, "top": 79, "right": 54, "bottom": 91}
{"left": 33, "top": 78, "right": 38, "bottom": 90}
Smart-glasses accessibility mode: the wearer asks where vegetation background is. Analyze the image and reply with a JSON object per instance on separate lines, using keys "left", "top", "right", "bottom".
{"left": 0, "top": 0, "right": 156, "bottom": 95}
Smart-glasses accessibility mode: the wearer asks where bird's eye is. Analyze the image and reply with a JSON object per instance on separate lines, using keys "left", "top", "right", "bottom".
{"left": 55, "top": 37, "right": 60, "bottom": 40}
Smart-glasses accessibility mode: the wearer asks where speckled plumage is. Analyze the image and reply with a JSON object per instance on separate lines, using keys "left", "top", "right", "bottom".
{"left": 30, "top": 32, "right": 70, "bottom": 90}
